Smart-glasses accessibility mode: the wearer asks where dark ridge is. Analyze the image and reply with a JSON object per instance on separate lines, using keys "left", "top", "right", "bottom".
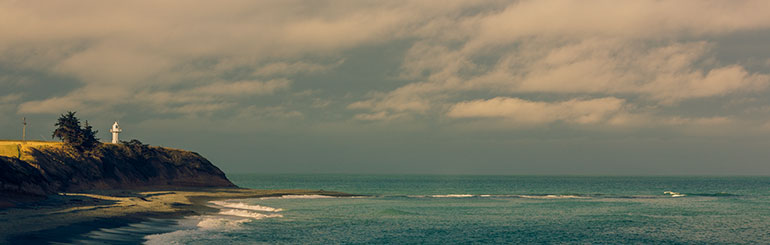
{"left": 0, "top": 143, "right": 236, "bottom": 207}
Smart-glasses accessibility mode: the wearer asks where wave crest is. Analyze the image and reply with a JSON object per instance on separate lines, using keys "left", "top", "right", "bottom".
{"left": 210, "top": 201, "right": 283, "bottom": 212}
{"left": 219, "top": 209, "right": 284, "bottom": 219}
{"left": 260, "top": 194, "right": 335, "bottom": 199}
{"left": 517, "top": 195, "right": 588, "bottom": 199}
{"left": 197, "top": 217, "right": 253, "bottom": 230}
{"left": 430, "top": 194, "right": 474, "bottom": 198}
{"left": 664, "top": 191, "right": 686, "bottom": 197}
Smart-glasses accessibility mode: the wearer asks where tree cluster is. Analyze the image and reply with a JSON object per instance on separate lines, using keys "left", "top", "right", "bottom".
{"left": 120, "top": 139, "right": 147, "bottom": 147}
{"left": 52, "top": 111, "right": 101, "bottom": 152}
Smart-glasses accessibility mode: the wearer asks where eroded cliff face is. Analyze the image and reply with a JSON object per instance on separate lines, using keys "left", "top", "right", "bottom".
{"left": 0, "top": 143, "right": 236, "bottom": 200}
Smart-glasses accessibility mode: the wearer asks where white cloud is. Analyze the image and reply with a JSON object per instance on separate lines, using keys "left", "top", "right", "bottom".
{"left": 348, "top": 82, "right": 438, "bottom": 114}
{"left": 488, "top": 40, "right": 769, "bottom": 102}
{"left": 447, "top": 97, "right": 626, "bottom": 125}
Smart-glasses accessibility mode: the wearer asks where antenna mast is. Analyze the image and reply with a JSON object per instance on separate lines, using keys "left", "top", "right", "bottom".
{"left": 22, "top": 117, "right": 27, "bottom": 144}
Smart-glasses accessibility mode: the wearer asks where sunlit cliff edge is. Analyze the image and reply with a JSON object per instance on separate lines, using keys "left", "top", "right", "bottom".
{"left": 0, "top": 141, "right": 236, "bottom": 207}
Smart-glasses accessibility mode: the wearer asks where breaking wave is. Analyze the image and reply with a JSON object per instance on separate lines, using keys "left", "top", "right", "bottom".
{"left": 197, "top": 217, "right": 253, "bottom": 230}
{"left": 209, "top": 200, "right": 283, "bottom": 212}
{"left": 401, "top": 192, "right": 743, "bottom": 199}
{"left": 430, "top": 194, "right": 474, "bottom": 198}
{"left": 517, "top": 195, "right": 588, "bottom": 199}
{"left": 664, "top": 191, "right": 686, "bottom": 197}
{"left": 219, "top": 209, "right": 284, "bottom": 219}
{"left": 407, "top": 194, "right": 592, "bottom": 199}
{"left": 144, "top": 216, "right": 251, "bottom": 245}
{"left": 260, "top": 194, "right": 335, "bottom": 199}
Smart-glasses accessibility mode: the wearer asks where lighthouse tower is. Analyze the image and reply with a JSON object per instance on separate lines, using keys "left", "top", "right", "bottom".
{"left": 109, "top": 122, "right": 122, "bottom": 144}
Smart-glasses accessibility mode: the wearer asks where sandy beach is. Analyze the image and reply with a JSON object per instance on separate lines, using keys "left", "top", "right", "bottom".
{"left": 0, "top": 188, "right": 355, "bottom": 243}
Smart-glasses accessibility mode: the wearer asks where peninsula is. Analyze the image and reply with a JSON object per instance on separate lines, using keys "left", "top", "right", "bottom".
{"left": 0, "top": 113, "right": 353, "bottom": 243}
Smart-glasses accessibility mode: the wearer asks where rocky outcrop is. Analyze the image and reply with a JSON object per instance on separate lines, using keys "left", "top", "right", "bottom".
{"left": 0, "top": 143, "right": 236, "bottom": 200}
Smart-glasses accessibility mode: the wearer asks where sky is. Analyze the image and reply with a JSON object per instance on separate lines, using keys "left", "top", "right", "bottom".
{"left": 2, "top": 0, "right": 770, "bottom": 175}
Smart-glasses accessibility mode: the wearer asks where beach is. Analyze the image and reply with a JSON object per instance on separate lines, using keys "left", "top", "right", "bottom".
{"left": 0, "top": 188, "right": 354, "bottom": 243}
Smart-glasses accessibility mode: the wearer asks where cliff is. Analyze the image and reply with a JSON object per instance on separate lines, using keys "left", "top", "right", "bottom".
{"left": 0, "top": 143, "right": 236, "bottom": 203}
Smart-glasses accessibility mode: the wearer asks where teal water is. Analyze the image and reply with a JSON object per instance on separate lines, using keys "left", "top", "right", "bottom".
{"left": 142, "top": 175, "right": 770, "bottom": 244}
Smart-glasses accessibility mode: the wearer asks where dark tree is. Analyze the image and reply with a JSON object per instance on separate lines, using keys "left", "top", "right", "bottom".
{"left": 52, "top": 111, "right": 82, "bottom": 144}
{"left": 52, "top": 111, "right": 101, "bottom": 151}
{"left": 81, "top": 120, "right": 100, "bottom": 150}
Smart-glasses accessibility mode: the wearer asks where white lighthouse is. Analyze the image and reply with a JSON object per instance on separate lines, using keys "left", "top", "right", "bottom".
{"left": 109, "top": 121, "right": 122, "bottom": 144}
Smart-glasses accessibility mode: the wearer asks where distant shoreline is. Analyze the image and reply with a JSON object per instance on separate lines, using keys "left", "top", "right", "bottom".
{"left": 0, "top": 187, "right": 357, "bottom": 244}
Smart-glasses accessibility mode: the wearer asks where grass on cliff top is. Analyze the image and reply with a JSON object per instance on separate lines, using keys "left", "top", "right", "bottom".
{"left": 0, "top": 140, "right": 63, "bottom": 159}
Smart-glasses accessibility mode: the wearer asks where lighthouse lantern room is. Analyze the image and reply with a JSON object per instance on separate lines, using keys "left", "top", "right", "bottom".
{"left": 109, "top": 122, "right": 122, "bottom": 143}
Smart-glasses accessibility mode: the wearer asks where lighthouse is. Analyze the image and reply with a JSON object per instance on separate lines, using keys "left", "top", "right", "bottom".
{"left": 109, "top": 122, "right": 122, "bottom": 143}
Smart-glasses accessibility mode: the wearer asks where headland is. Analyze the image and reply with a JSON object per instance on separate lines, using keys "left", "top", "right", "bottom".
{"left": 1, "top": 140, "right": 236, "bottom": 206}
{"left": 0, "top": 141, "right": 355, "bottom": 243}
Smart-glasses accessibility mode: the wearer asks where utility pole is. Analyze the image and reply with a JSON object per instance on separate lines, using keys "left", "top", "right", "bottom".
{"left": 22, "top": 117, "right": 27, "bottom": 144}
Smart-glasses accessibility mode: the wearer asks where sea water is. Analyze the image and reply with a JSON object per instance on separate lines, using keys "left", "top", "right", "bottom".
{"left": 94, "top": 175, "right": 770, "bottom": 244}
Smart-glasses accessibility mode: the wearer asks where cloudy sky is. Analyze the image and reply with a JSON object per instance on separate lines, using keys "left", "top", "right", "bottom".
{"left": 2, "top": 0, "right": 770, "bottom": 175}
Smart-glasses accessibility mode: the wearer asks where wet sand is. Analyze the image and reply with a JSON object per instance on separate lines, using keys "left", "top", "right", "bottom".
{"left": 0, "top": 188, "right": 354, "bottom": 243}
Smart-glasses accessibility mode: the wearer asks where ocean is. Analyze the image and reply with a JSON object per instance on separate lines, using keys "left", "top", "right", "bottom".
{"left": 85, "top": 175, "right": 770, "bottom": 244}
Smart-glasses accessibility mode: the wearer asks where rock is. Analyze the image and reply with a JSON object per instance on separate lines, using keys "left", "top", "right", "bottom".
{"left": 0, "top": 143, "right": 236, "bottom": 202}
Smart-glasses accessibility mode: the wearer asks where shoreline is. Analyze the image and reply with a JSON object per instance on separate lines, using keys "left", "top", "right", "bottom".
{"left": 0, "top": 187, "right": 358, "bottom": 244}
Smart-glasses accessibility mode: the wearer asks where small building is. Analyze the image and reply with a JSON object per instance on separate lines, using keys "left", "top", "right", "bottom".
{"left": 109, "top": 122, "right": 122, "bottom": 144}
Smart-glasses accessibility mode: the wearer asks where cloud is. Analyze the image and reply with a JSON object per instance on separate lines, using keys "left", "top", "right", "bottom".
{"left": 17, "top": 94, "right": 80, "bottom": 114}
{"left": 446, "top": 96, "right": 740, "bottom": 129}
{"left": 0, "top": 94, "right": 22, "bottom": 115}
{"left": 447, "top": 97, "right": 626, "bottom": 125}
{"left": 348, "top": 0, "right": 770, "bottom": 128}
{"left": 466, "top": 0, "right": 770, "bottom": 50}
{"left": 0, "top": 94, "right": 21, "bottom": 104}
{"left": 132, "top": 79, "right": 291, "bottom": 114}
{"left": 662, "top": 116, "right": 732, "bottom": 126}
{"left": 348, "top": 82, "right": 439, "bottom": 115}
{"left": 353, "top": 111, "right": 391, "bottom": 121}
{"left": 607, "top": 114, "right": 735, "bottom": 128}
{"left": 3, "top": 0, "right": 770, "bottom": 132}
{"left": 481, "top": 40, "right": 769, "bottom": 103}
{"left": 19, "top": 79, "right": 290, "bottom": 115}
{"left": 253, "top": 60, "right": 344, "bottom": 77}
{"left": 0, "top": 0, "right": 497, "bottom": 120}
{"left": 188, "top": 79, "right": 291, "bottom": 96}
{"left": 237, "top": 105, "right": 304, "bottom": 119}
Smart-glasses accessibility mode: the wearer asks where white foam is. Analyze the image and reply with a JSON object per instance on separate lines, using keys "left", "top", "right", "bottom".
{"left": 196, "top": 217, "right": 252, "bottom": 229}
{"left": 209, "top": 200, "right": 283, "bottom": 212}
{"left": 144, "top": 216, "right": 244, "bottom": 245}
{"left": 145, "top": 201, "right": 285, "bottom": 244}
{"left": 144, "top": 229, "right": 201, "bottom": 245}
{"left": 664, "top": 191, "right": 686, "bottom": 197}
{"left": 260, "top": 194, "right": 335, "bottom": 199}
{"left": 518, "top": 195, "right": 587, "bottom": 199}
{"left": 430, "top": 194, "right": 474, "bottom": 198}
{"left": 219, "top": 209, "right": 284, "bottom": 219}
